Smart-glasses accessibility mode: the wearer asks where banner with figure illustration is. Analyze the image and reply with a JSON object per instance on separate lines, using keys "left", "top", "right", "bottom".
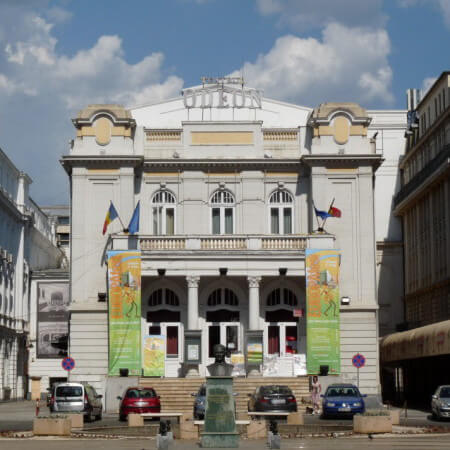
{"left": 306, "top": 249, "right": 340, "bottom": 375}
{"left": 143, "top": 335, "right": 165, "bottom": 376}
{"left": 107, "top": 251, "right": 141, "bottom": 376}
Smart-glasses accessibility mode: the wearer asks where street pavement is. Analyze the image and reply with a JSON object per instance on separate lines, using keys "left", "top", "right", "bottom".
{"left": 2, "top": 436, "right": 450, "bottom": 450}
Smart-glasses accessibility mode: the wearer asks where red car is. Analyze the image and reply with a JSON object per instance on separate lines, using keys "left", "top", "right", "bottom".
{"left": 117, "top": 387, "right": 161, "bottom": 421}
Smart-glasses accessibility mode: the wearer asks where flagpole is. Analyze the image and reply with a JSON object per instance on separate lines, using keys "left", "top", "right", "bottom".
{"left": 322, "top": 198, "right": 335, "bottom": 230}
{"left": 312, "top": 201, "right": 322, "bottom": 231}
{"left": 111, "top": 201, "right": 127, "bottom": 232}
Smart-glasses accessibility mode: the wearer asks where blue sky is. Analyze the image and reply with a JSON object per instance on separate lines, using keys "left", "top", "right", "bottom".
{"left": 0, "top": 0, "right": 448, "bottom": 205}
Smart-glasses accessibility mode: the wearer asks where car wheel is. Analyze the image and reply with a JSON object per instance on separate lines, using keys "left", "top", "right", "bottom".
{"left": 119, "top": 413, "right": 126, "bottom": 422}
{"left": 95, "top": 409, "right": 102, "bottom": 421}
{"left": 84, "top": 411, "right": 93, "bottom": 423}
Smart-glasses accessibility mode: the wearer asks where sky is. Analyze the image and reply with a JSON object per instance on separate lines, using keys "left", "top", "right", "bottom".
{"left": 0, "top": 0, "right": 448, "bottom": 205}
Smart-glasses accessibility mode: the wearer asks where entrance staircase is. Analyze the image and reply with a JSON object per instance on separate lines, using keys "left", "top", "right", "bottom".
{"left": 139, "top": 377, "right": 310, "bottom": 417}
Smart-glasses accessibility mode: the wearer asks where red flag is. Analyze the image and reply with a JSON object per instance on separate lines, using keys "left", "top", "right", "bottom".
{"left": 328, "top": 206, "right": 342, "bottom": 218}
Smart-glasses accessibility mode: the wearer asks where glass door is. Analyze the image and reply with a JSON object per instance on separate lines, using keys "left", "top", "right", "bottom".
{"left": 206, "top": 322, "right": 241, "bottom": 368}
{"left": 147, "top": 322, "right": 183, "bottom": 377}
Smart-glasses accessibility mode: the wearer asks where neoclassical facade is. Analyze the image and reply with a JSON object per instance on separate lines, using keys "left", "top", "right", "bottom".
{"left": 61, "top": 81, "right": 406, "bottom": 397}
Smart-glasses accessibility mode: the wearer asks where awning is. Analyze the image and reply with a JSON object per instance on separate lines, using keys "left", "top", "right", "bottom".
{"left": 380, "top": 320, "right": 450, "bottom": 363}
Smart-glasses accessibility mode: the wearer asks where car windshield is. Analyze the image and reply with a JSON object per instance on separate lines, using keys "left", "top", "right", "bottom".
{"left": 326, "top": 387, "right": 359, "bottom": 397}
{"left": 126, "top": 389, "right": 156, "bottom": 399}
{"left": 260, "top": 386, "right": 292, "bottom": 396}
{"left": 56, "top": 386, "right": 82, "bottom": 397}
{"left": 440, "top": 388, "right": 450, "bottom": 398}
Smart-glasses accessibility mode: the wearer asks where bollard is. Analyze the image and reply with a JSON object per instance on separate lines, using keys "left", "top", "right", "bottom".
{"left": 157, "top": 421, "right": 170, "bottom": 450}
{"left": 268, "top": 420, "right": 281, "bottom": 449}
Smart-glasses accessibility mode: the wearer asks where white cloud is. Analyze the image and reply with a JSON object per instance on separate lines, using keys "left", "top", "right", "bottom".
{"left": 231, "top": 23, "right": 394, "bottom": 106}
{"left": 421, "top": 76, "right": 437, "bottom": 97}
{"left": 0, "top": 3, "right": 183, "bottom": 204}
{"left": 255, "top": 0, "right": 386, "bottom": 31}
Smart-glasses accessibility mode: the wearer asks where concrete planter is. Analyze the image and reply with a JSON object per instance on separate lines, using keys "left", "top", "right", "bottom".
{"left": 247, "top": 420, "right": 266, "bottom": 439}
{"left": 353, "top": 415, "right": 392, "bottom": 434}
{"left": 68, "top": 413, "right": 84, "bottom": 429}
{"left": 128, "top": 413, "right": 144, "bottom": 427}
{"left": 287, "top": 412, "right": 304, "bottom": 425}
{"left": 33, "top": 417, "right": 71, "bottom": 436}
{"left": 180, "top": 421, "right": 198, "bottom": 440}
{"left": 389, "top": 409, "right": 400, "bottom": 425}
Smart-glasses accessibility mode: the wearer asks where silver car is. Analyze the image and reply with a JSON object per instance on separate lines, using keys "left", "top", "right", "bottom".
{"left": 431, "top": 385, "right": 450, "bottom": 420}
{"left": 52, "top": 382, "right": 103, "bottom": 421}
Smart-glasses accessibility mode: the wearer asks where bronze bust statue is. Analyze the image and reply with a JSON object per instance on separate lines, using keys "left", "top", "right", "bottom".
{"left": 207, "top": 344, "right": 234, "bottom": 376}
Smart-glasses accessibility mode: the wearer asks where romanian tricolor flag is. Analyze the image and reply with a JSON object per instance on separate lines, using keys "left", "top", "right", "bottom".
{"left": 328, "top": 206, "right": 342, "bottom": 218}
{"left": 102, "top": 202, "right": 119, "bottom": 235}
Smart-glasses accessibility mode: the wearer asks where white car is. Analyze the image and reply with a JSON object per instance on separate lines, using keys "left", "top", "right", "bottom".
{"left": 431, "top": 385, "right": 450, "bottom": 420}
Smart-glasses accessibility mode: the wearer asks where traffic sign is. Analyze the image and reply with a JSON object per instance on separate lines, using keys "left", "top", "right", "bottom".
{"left": 352, "top": 353, "right": 366, "bottom": 369}
{"left": 61, "top": 356, "right": 75, "bottom": 371}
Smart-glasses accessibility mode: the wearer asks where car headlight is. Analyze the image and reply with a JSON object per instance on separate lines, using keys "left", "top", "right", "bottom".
{"left": 352, "top": 402, "right": 361, "bottom": 407}
{"left": 327, "top": 402, "right": 336, "bottom": 407}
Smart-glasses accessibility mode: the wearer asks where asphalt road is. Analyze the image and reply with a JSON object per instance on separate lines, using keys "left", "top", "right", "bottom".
{"left": 1, "top": 400, "right": 450, "bottom": 433}
{"left": 2, "top": 436, "right": 450, "bottom": 450}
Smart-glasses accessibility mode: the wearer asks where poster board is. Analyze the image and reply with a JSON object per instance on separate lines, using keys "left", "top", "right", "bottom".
{"left": 143, "top": 335, "right": 165, "bottom": 376}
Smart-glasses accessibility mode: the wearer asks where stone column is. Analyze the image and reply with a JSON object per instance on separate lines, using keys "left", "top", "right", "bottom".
{"left": 247, "top": 277, "right": 262, "bottom": 377}
{"left": 186, "top": 276, "right": 200, "bottom": 330}
{"left": 248, "top": 276, "right": 261, "bottom": 330}
{"left": 185, "top": 276, "right": 201, "bottom": 378}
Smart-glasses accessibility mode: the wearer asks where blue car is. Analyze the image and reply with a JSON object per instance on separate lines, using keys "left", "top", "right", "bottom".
{"left": 321, "top": 384, "right": 366, "bottom": 418}
{"left": 192, "top": 384, "right": 206, "bottom": 419}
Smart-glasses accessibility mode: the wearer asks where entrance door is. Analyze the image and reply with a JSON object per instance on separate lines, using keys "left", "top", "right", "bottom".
{"left": 264, "top": 322, "right": 299, "bottom": 376}
{"left": 206, "top": 322, "right": 241, "bottom": 370}
{"left": 147, "top": 322, "right": 183, "bottom": 377}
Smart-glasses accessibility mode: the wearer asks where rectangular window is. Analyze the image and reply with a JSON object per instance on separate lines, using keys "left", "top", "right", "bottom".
{"left": 271, "top": 208, "right": 279, "bottom": 234}
{"left": 285, "top": 326, "right": 298, "bottom": 354}
{"left": 226, "top": 325, "right": 239, "bottom": 352}
{"left": 149, "top": 326, "right": 161, "bottom": 335}
{"left": 225, "top": 208, "right": 233, "bottom": 234}
{"left": 268, "top": 325, "right": 280, "bottom": 355}
{"left": 166, "top": 208, "right": 174, "bottom": 235}
{"left": 283, "top": 209, "right": 292, "bottom": 234}
{"left": 153, "top": 207, "right": 160, "bottom": 235}
{"left": 212, "top": 208, "right": 220, "bottom": 234}
{"left": 166, "top": 326, "right": 178, "bottom": 357}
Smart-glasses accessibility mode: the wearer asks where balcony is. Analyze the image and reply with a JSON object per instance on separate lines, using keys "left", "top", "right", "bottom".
{"left": 136, "top": 234, "right": 332, "bottom": 252}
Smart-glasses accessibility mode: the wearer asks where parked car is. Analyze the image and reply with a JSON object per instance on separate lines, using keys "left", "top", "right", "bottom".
{"left": 52, "top": 382, "right": 103, "bottom": 421}
{"left": 321, "top": 384, "right": 366, "bottom": 418}
{"left": 248, "top": 385, "right": 297, "bottom": 413}
{"left": 431, "top": 385, "right": 450, "bottom": 420}
{"left": 118, "top": 387, "right": 161, "bottom": 421}
{"left": 192, "top": 384, "right": 207, "bottom": 419}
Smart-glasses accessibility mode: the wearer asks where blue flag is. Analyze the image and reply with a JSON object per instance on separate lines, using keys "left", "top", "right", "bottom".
{"left": 127, "top": 201, "right": 140, "bottom": 234}
{"left": 314, "top": 206, "right": 331, "bottom": 220}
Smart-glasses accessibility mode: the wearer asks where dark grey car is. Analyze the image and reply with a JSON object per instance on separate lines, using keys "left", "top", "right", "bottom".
{"left": 192, "top": 384, "right": 206, "bottom": 419}
{"left": 248, "top": 385, "right": 297, "bottom": 413}
{"left": 431, "top": 385, "right": 450, "bottom": 420}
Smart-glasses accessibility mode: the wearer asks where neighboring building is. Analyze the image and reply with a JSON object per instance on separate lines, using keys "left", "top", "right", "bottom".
{"left": 42, "top": 205, "right": 70, "bottom": 261}
{"left": 0, "top": 148, "right": 64, "bottom": 400}
{"left": 61, "top": 79, "right": 406, "bottom": 400}
{"left": 381, "top": 71, "right": 450, "bottom": 406}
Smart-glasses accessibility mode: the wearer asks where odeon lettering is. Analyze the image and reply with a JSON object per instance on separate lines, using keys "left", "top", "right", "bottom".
{"left": 182, "top": 86, "right": 262, "bottom": 109}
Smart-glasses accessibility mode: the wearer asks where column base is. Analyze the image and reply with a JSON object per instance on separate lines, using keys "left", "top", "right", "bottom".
{"left": 184, "top": 364, "right": 200, "bottom": 377}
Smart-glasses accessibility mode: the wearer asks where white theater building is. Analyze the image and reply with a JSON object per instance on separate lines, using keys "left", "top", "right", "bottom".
{"left": 61, "top": 78, "right": 406, "bottom": 396}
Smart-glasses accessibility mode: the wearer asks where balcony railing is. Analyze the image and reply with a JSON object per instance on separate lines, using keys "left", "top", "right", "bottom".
{"left": 139, "top": 234, "right": 313, "bottom": 251}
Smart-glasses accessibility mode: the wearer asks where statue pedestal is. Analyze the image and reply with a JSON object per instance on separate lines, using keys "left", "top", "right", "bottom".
{"left": 200, "top": 376, "right": 239, "bottom": 448}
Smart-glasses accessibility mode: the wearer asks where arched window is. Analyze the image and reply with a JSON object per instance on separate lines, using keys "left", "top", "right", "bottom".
{"left": 267, "top": 288, "right": 298, "bottom": 307}
{"left": 207, "top": 288, "right": 239, "bottom": 307}
{"left": 210, "top": 190, "right": 235, "bottom": 235}
{"left": 148, "top": 288, "right": 180, "bottom": 307}
{"left": 266, "top": 288, "right": 298, "bottom": 322}
{"left": 206, "top": 288, "right": 239, "bottom": 322}
{"left": 147, "top": 288, "right": 180, "bottom": 322}
{"left": 269, "top": 190, "right": 293, "bottom": 234}
{"left": 152, "top": 190, "right": 176, "bottom": 235}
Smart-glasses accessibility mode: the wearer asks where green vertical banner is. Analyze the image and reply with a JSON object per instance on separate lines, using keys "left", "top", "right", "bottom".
{"left": 107, "top": 250, "right": 141, "bottom": 376}
{"left": 306, "top": 249, "right": 340, "bottom": 375}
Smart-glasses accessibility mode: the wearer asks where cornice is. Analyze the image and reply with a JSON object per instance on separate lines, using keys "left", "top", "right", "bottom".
{"left": 60, "top": 155, "right": 144, "bottom": 174}
{"left": 142, "top": 158, "right": 303, "bottom": 171}
{"left": 301, "top": 154, "right": 384, "bottom": 170}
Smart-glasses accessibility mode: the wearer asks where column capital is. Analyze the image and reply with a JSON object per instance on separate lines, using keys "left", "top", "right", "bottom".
{"left": 247, "top": 276, "right": 262, "bottom": 288}
{"left": 186, "top": 275, "right": 200, "bottom": 288}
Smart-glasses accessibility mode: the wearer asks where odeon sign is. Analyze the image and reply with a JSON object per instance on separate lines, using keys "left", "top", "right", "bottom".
{"left": 182, "top": 85, "right": 262, "bottom": 109}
